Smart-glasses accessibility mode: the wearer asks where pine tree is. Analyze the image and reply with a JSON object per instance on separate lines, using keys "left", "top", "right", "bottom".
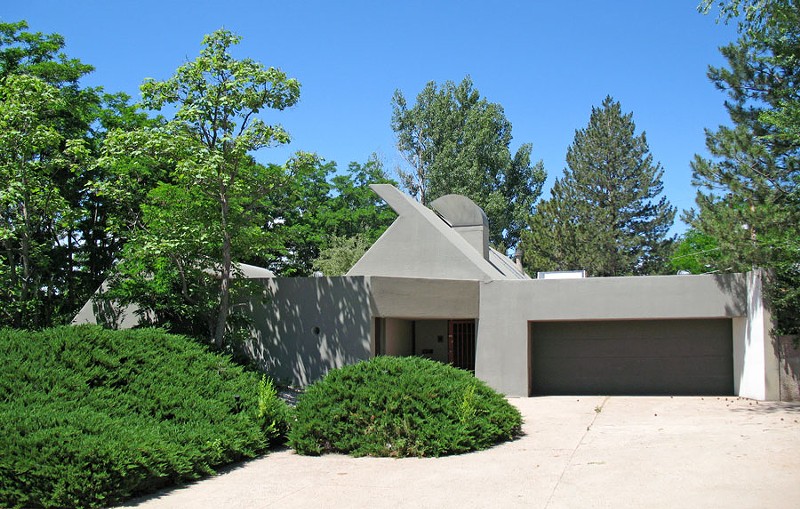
{"left": 523, "top": 96, "right": 675, "bottom": 276}
{"left": 690, "top": 0, "right": 799, "bottom": 334}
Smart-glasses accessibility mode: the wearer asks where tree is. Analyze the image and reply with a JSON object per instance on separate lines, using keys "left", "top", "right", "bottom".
{"left": 0, "top": 20, "right": 106, "bottom": 329}
{"left": 260, "top": 152, "right": 397, "bottom": 276}
{"left": 667, "top": 228, "right": 723, "bottom": 275}
{"left": 0, "top": 20, "right": 93, "bottom": 85}
{"left": 99, "top": 29, "right": 300, "bottom": 347}
{"left": 308, "top": 154, "right": 397, "bottom": 276}
{"left": 691, "top": 0, "right": 799, "bottom": 334}
{"left": 325, "top": 154, "right": 397, "bottom": 243}
{"left": 0, "top": 21, "right": 153, "bottom": 328}
{"left": 522, "top": 96, "right": 676, "bottom": 276}
{"left": 257, "top": 151, "right": 334, "bottom": 276}
{"left": 0, "top": 74, "right": 89, "bottom": 328}
{"left": 391, "top": 76, "right": 546, "bottom": 249}
{"left": 312, "top": 234, "right": 372, "bottom": 276}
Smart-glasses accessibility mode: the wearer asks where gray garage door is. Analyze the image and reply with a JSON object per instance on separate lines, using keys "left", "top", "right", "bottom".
{"left": 530, "top": 319, "right": 733, "bottom": 395}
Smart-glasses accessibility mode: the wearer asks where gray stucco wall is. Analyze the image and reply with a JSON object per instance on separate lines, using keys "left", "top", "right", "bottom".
{"left": 476, "top": 273, "right": 767, "bottom": 397}
{"left": 369, "top": 277, "right": 479, "bottom": 318}
{"left": 72, "top": 281, "right": 152, "bottom": 329}
{"left": 383, "top": 318, "right": 413, "bottom": 356}
{"left": 415, "top": 320, "right": 449, "bottom": 363}
{"left": 778, "top": 335, "right": 800, "bottom": 401}
{"left": 242, "top": 277, "right": 373, "bottom": 387}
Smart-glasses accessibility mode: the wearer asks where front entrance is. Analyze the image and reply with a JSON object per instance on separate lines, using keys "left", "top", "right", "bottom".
{"left": 449, "top": 320, "right": 476, "bottom": 371}
{"left": 376, "top": 318, "right": 477, "bottom": 371}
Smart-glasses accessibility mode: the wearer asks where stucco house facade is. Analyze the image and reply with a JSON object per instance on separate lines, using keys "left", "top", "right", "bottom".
{"left": 75, "top": 184, "right": 781, "bottom": 400}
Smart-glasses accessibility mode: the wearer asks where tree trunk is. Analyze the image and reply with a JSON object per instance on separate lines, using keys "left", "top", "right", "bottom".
{"left": 213, "top": 183, "right": 231, "bottom": 349}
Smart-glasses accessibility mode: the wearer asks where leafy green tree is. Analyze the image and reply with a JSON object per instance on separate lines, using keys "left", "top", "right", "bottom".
{"left": 260, "top": 152, "right": 396, "bottom": 276}
{"left": 0, "top": 20, "right": 93, "bottom": 85}
{"left": 522, "top": 96, "right": 676, "bottom": 276}
{"left": 325, "top": 154, "right": 397, "bottom": 243}
{"left": 692, "top": 0, "right": 799, "bottom": 334}
{"left": 0, "top": 21, "right": 152, "bottom": 328}
{"left": 312, "top": 233, "right": 372, "bottom": 276}
{"left": 668, "top": 228, "right": 723, "bottom": 275}
{"left": 0, "top": 74, "right": 89, "bottom": 328}
{"left": 99, "top": 29, "right": 300, "bottom": 347}
{"left": 391, "top": 76, "right": 545, "bottom": 249}
{"left": 258, "top": 151, "right": 334, "bottom": 276}
{"left": 0, "top": 20, "right": 110, "bottom": 328}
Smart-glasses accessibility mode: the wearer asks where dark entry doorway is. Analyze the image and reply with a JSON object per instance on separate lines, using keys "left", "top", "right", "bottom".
{"left": 448, "top": 320, "right": 476, "bottom": 371}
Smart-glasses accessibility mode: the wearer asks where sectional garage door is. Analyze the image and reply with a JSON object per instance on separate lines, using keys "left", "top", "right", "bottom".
{"left": 530, "top": 319, "right": 733, "bottom": 395}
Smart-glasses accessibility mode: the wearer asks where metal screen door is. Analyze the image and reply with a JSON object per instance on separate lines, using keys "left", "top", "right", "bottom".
{"left": 448, "top": 320, "right": 476, "bottom": 371}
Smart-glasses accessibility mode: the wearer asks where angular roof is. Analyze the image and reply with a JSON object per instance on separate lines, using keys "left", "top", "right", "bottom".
{"left": 347, "top": 184, "right": 528, "bottom": 281}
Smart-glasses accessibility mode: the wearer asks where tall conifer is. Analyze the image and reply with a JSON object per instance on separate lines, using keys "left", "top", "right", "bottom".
{"left": 523, "top": 96, "right": 675, "bottom": 276}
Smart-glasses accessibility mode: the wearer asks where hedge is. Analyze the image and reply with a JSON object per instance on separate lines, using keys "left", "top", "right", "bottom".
{"left": 0, "top": 326, "right": 286, "bottom": 508}
{"left": 288, "top": 356, "right": 522, "bottom": 457}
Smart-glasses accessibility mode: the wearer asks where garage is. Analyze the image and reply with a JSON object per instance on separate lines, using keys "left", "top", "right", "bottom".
{"left": 530, "top": 319, "right": 734, "bottom": 396}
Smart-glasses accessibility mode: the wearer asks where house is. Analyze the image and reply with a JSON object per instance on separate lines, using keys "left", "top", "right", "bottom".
{"left": 74, "top": 185, "right": 781, "bottom": 400}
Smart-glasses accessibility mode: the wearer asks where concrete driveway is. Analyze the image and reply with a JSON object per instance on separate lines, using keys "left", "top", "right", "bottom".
{"left": 122, "top": 396, "right": 800, "bottom": 508}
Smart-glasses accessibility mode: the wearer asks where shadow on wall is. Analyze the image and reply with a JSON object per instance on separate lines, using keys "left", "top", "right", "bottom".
{"left": 711, "top": 272, "right": 748, "bottom": 318}
{"left": 714, "top": 270, "right": 791, "bottom": 400}
{"left": 241, "top": 277, "right": 373, "bottom": 387}
{"left": 779, "top": 335, "right": 800, "bottom": 401}
{"left": 79, "top": 283, "right": 153, "bottom": 330}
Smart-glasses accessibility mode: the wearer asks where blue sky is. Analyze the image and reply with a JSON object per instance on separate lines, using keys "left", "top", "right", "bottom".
{"left": 4, "top": 1, "right": 739, "bottom": 234}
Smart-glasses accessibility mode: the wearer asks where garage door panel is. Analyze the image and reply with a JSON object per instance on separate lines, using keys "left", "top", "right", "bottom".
{"left": 533, "top": 336, "right": 731, "bottom": 359}
{"left": 531, "top": 319, "right": 733, "bottom": 396}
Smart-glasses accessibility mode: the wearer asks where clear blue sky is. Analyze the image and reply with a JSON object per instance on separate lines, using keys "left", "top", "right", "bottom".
{"left": 4, "top": 1, "right": 739, "bottom": 234}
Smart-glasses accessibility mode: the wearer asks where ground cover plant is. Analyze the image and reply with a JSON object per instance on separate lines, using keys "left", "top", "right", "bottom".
{"left": 288, "top": 356, "right": 522, "bottom": 457}
{"left": 0, "top": 325, "right": 288, "bottom": 509}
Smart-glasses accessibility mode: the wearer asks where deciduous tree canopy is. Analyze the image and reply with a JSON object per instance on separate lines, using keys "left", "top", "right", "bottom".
{"left": 98, "top": 29, "right": 300, "bottom": 347}
{"left": 392, "top": 76, "right": 545, "bottom": 250}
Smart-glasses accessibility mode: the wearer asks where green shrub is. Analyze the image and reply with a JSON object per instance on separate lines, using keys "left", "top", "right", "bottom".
{"left": 0, "top": 325, "right": 288, "bottom": 509}
{"left": 257, "top": 375, "right": 290, "bottom": 443}
{"left": 287, "top": 356, "right": 522, "bottom": 457}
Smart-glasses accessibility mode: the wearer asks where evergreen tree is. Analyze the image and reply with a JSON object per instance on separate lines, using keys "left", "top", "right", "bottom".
{"left": 690, "top": 0, "right": 799, "bottom": 334}
{"left": 523, "top": 96, "right": 675, "bottom": 276}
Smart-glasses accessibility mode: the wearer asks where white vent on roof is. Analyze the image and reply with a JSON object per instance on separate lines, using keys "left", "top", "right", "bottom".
{"left": 537, "top": 270, "right": 587, "bottom": 279}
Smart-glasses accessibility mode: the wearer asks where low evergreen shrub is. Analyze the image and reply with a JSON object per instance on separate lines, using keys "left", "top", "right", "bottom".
{"left": 0, "top": 325, "right": 288, "bottom": 509}
{"left": 287, "top": 356, "right": 522, "bottom": 457}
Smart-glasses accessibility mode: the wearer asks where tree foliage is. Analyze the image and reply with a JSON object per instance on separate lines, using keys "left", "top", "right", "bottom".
{"left": 98, "top": 29, "right": 300, "bottom": 347}
{"left": 257, "top": 151, "right": 334, "bottom": 276}
{"left": 0, "top": 74, "right": 87, "bottom": 327}
{"left": 0, "top": 21, "right": 160, "bottom": 329}
{"left": 326, "top": 154, "right": 397, "bottom": 243}
{"left": 1, "top": 21, "right": 399, "bottom": 330}
{"left": 312, "top": 233, "right": 372, "bottom": 276}
{"left": 692, "top": 0, "right": 799, "bottom": 334}
{"left": 522, "top": 96, "right": 676, "bottom": 276}
{"left": 668, "top": 228, "right": 723, "bottom": 275}
{"left": 261, "top": 152, "right": 396, "bottom": 276}
{"left": 0, "top": 21, "right": 112, "bottom": 329}
{"left": 391, "top": 76, "right": 545, "bottom": 249}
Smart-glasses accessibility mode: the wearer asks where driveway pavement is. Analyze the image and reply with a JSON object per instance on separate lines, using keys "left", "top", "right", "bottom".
{"left": 121, "top": 396, "right": 800, "bottom": 508}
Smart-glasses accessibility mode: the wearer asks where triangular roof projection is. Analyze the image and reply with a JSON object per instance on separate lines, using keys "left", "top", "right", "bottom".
{"left": 347, "top": 184, "right": 528, "bottom": 281}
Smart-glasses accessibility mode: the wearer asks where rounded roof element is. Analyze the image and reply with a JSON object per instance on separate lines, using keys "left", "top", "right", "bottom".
{"left": 430, "top": 194, "right": 489, "bottom": 228}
